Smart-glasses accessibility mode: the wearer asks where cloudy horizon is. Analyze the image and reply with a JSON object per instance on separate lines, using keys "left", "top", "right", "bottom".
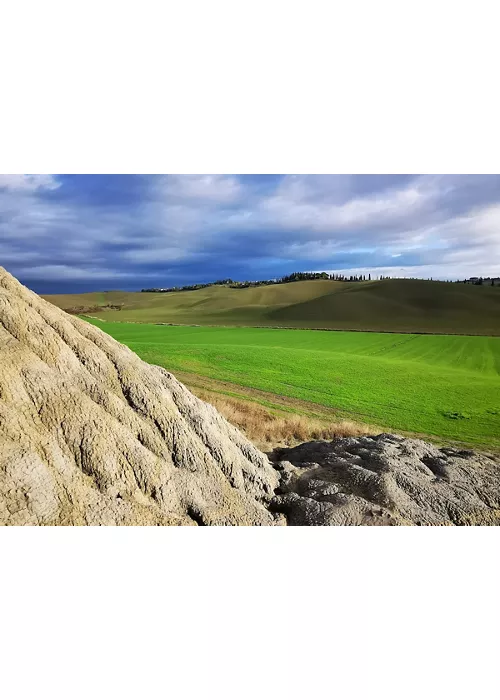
{"left": 1, "top": 174, "right": 499, "bottom": 293}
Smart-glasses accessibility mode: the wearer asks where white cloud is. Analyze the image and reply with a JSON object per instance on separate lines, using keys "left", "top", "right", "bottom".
{"left": 14, "top": 264, "right": 146, "bottom": 281}
{"left": 0, "top": 174, "right": 60, "bottom": 192}
{"left": 407, "top": 204, "right": 500, "bottom": 260}
{"left": 217, "top": 175, "right": 440, "bottom": 240}
{"left": 161, "top": 174, "right": 242, "bottom": 202}
{"left": 326, "top": 261, "right": 500, "bottom": 281}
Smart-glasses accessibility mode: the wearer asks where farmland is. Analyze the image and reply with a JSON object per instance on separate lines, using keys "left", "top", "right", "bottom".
{"left": 84, "top": 320, "right": 500, "bottom": 449}
{"left": 45, "top": 278, "right": 500, "bottom": 335}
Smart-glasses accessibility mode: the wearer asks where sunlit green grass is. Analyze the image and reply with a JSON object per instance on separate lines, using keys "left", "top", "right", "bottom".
{"left": 86, "top": 321, "right": 500, "bottom": 448}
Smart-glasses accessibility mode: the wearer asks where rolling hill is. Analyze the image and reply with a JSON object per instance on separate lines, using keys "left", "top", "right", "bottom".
{"left": 43, "top": 278, "right": 500, "bottom": 335}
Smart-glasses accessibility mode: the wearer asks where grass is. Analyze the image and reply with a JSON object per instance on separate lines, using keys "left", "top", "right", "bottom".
{"left": 44, "top": 278, "right": 500, "bottom": 335}
{"left": 83, "top": 320, "right": 500, "bottom": 449}
{"left": 193, "top": 388, "right": 372, "bottom": 450}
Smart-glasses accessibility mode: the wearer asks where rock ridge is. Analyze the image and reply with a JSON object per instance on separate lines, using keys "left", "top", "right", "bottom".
{"left": 0, "top": 267, "right": 279, "bottom": 525}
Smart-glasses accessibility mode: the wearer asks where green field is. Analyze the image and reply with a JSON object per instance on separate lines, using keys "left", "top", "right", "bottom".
{"left": 45, "top": 278, "right": 500, "bottom": 335}
{"left": 84, "top": 320, "right": 500, "bottom": 449}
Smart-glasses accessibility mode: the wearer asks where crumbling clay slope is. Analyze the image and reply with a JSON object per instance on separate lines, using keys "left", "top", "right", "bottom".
{"left": 271, "top": 434, "right": 500, "bottom": 525}
{"left": 0, "top": 267, "right": 279, "bottom": 525}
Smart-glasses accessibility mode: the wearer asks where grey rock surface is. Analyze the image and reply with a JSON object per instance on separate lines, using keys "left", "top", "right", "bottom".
{"left": 270, "top": 434, "right": 500, "bottom": 525}
{"left": 0, "top": 267, "right": 279, "bottom": 525}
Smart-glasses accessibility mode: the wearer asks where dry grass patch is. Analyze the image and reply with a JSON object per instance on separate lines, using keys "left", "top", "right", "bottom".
{"left": 194, "top": 389, "right": 372, "bottom": 449}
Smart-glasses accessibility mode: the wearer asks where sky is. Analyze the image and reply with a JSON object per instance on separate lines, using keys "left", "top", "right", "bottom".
{"left": 0, "top": 174, "right": 499, "bottom": 293}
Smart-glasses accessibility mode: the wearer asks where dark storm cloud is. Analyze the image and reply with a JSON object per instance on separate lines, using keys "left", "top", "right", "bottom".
{"left": 0, "top": 174, "right": 499, "bottom": 292}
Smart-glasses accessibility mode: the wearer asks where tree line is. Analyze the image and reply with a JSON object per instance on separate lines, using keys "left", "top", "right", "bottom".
{"left": 141, "top": 271, "right": 380, "bottom": 293}
{"left": 141, "top": 272, "right": 499, "bottom": 293}
{"left": 458, "top": 277, "right": 499, "bottom": 286}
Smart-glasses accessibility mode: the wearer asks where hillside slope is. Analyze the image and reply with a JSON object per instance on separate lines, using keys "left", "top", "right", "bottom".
{"left": 44, "top": 279, "right": 500, "bottom": 335}
{"left": 0, "top": 267, "right": 278, "bottom": 525}
{"left": 268, "top": 279, "right": 500, "bottom": 334}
